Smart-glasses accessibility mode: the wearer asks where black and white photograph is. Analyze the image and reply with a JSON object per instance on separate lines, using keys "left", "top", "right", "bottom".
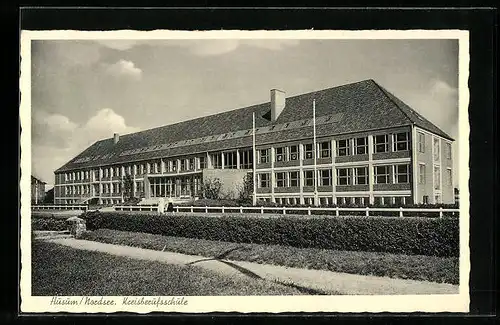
{"left": 20, "top": 30, "right": 470, "bottom": 313}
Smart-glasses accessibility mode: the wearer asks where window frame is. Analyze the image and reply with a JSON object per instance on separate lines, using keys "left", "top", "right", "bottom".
{"left": 319, "top": 141, "right": 332, "bottom": 158}
{"left": 354, "top": 137, "right": 368, "bottom": 155}
{"left": 304, "top": 144, "right": 314, "bottom": 160}
{"left": 289, "top": 145, "right": 299, "bottom": 161}
{"left": 394, "top": 164, "right": 410, "bottom": 184}
{"left": 259, "top": 148, "right": 270, "bottom": 164}
{"left": 418, "top": 163, "right": 426, "bottom": 184}
{"left": 275, "top": 147, "right": 286, "bottom": 162}
{"left": 374, "top": 165, "right": 390, "bottom": 184}
{"left": 374, "top": 134, "right": 390, "bottom": 153}
{"left": 418, "top": 132, "right": 425, "bottom": 153}
{"left": 258, "top": 173, "right": 270, "bottom": 188}
{"left": 354, "top": 166, "right": 368, "bottom": 185}
{"left": 319, "top": 169, "right": 332, "bottom": 186}
{"left": 336, "top": 168, "right": 352, "bottom": 186}
{"left": 275, "top": 172, "right": 286, "bottom": 187}
{"left": 337, "top": 139, "right": 351, "bottom": 156}
{"left": 289, "top": 171, "right": 299, "bottom": 187}
{"left": 394, "top": 132, "right": 410, "bottom": 152}
{"left": 304, "top": 170, "right": 314, "bottom": 186}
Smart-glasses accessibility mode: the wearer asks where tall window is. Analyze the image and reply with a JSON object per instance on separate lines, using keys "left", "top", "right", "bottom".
{"left": 418, "top": 132, "right": 425, "bottom": 153}
{"left": 446, "top": 168, "right": 453, "bottom": 186}
{"left": 394, "top": 132, "right": 410, "bottom": 151}
{"left": 418, "top": 163, "right": 426, "bottom": 184}
{"left": 304, "top": 170, "right": 314, "bottom": 186}
{"left": 199, "top": 156, "right": 207, "bottom": 169}
{"left": 258, "top": 173, "right": 270, "bottom": 188}
{"left": 337, "top": 139, "right": 350, "bottom": 156}
{"left": 289, "top": 171, "right": 299, "bottom": 187}
{"left": 433, "top": 138, "right": 440, "bottom": 161}
{"left": 374, "top": 134, "right": 389, "bottom": 153}
{"left": 395, "top": 164, "right": 409, "bottom": 183}
{"left": 224, "top": 152, "right": 237, "bottom": 169}
{"left": 374, "top": 165, "right": 390, "bottom": 184}
{"left": 180, "top": 159, "right": 187, "bottom": 171}
{"left": 239, "top": 150, "right": 253, "bottom": 169}
{"left": 336, "top": 168, "right": 351, "bottom": 185}
{"left": 319, "top": 141, "right": 331, "bottom": 158}
{"left": 211, "top": 153, "right": 222, "bottom": 169}
{"left": 434, "top": 166, "right": 441, "bottom": 190}
{"left": 275, "top": 172, "right": 286, "bottom": 187}
{"left": 259, "top": 149, "right": 270, "bottom": 164}
{"left": 289, "top": 145, "right": 299, "bottom": 161}
{"left": 319, "top": 169, "right": 332, "bottom": 186}
{"left": 189, "top": 158, "right": 195, "bottom": 170}
{"left": 355, "top": 137, "right": 368, "bottom": 155}
{"left": 275, "top": 147, "right": 286, "bottom": 162}
{"left": 446, "top": 143, "right": 452, "bottom": 159}
{"left": 354, "top": 167, "right": 368, "bottom": 185}
{"left": 304, "top": 144, "right": 314, "bottom": 159}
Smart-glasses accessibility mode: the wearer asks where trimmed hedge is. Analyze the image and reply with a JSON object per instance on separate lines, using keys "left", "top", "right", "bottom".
{"left": 81, "top": 211, "right": 459, "bottom": 257}
{"left": 32, "top": 218, "right": 68, "bottom": 231}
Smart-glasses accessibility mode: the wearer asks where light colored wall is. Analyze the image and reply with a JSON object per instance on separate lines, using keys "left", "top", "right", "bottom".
{"left": 202, "top": 169, "right": 250, "bottom": 199}
{"left": 441, "top": 138, "right": 454, "bottom": 203}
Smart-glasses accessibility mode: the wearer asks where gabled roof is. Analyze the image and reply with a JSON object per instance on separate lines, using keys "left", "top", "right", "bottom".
{"left": 31, "top": 175, "right": 46, "bottom": 184}
{"left": 55, "top": 79, "right": 453, "bottom": 173}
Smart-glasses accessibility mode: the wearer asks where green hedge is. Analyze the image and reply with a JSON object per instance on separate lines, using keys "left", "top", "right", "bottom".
{"left": 32, "top": 218, "right": 68, "bottom": 231}
{"left": 81, "top": 211, "right": 459, "bottom": 257}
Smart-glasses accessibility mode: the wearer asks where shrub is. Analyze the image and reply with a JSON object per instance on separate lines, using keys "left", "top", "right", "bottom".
{"left": 81, "top": 211, "right": 459, "bottom": 257}
{"left": 31, "top": 218, "right": 68, "bottom": 231}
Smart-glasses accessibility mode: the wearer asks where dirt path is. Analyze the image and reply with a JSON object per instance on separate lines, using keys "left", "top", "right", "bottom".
{"left": 46, "top": 238, "right": 460, "bottom": 295}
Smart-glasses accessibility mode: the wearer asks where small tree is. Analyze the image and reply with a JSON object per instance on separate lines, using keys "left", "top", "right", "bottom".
{"left": 121, "top": 173, "right": 134, "bottom": 202}
{"left": 202, "top": 177, "right": 223, "bottom": 200}
{"left": 237, "top": 172, "right": 254, "bottom": 204}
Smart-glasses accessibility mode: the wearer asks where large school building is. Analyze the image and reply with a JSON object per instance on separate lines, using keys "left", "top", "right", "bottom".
{"left": 53, "top": 79, "right": 455, "bottom": 206}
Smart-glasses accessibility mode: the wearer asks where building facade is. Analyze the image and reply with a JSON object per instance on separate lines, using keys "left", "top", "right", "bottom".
{"left": 53, "top": 79, "right": 454, "bottom": 206}
{"left": 31, "top": 176, "right": 46, "bottom": 204}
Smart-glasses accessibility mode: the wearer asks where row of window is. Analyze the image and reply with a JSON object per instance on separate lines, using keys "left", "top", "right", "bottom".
{"left": 257, "top": 164, "right": 410, "bottom": 188}
{"left": 259, "top": 132, "right": 411, "bottom": 163}
{"left": 417, "top": 132, "right": 452, "bottom": 160}
{"left": 260, "top": 196, "right": 412, "bottom": 206}
{"left": 417, "top": 164, "right": 452, "bottom": 190}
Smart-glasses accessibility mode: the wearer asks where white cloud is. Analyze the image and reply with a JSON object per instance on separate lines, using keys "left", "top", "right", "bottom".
{"left": 32, "top": 108, "right": 139, "bottom": 184}
{"left": 94, "top": 40, "right": 140, "bottom": 51}
{"left": 430, "top": 79, "right": 458, "bottom": 97}
{"left": 104, "top": 60, "right": 142, "bottom": 80}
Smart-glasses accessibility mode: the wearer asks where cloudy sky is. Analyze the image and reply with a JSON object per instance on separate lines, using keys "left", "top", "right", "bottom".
{"left": 30, "top": 38, "right": 459, "bottom": 188}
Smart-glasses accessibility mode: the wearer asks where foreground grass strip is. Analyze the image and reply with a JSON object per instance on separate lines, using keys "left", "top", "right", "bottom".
{"left": 82, "top": 229, "right": 459, "bottom": 285}
{"left": 32, "top": 241, "right": 304, "bottom": 296}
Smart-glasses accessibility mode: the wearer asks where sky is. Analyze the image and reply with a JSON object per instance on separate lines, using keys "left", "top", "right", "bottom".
{"left": 30, "top": 38, "right": 460, "bottom": 188}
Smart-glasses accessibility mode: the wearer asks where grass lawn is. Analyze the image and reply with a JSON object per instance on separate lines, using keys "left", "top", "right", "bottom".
{"left": 82, "top": 229, "right": 459, "bottom": 285}
{"left": 32, "top": 241, "right": 304, "bottom": 296}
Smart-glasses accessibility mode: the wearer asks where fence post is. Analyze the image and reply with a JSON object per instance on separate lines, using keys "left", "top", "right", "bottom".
{"left": 365, "top": 207, "right": 369, "bottom": 217}
{"left": 399, "top": 207, "right": 403, "bottom": 217}
{"left": 335, "top": 207, "right": 339, "bottom": 217}
{"left": 282, "top": 206, "right": 286, "bottom": 215}
{"left": 239, "top": 206, "right": 243, "bottom": 214}
{"left": 307, "top": 206, "right": 311, "bottom": 215}
{"left": 439, "top": 207, "right": 443, "bottom": 218}
{"left": 261, "top": 206, "right": 264, "bottom": 214}
{"left": 191, "top": 206, "right": 194, "bottom": 213}
{"left": 205, "top": 206, "right": 208, "bottom": 213}
{"left": 222, "top": 206, "right": 225, "bottom": 214}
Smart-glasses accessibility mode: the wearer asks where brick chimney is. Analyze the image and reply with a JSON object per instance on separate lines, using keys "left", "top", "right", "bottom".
{"left": 270, "top": 89, "right": 286, "bottom": 122}
{"left": 113, "top": 133, "right": 120, "bottom": 144}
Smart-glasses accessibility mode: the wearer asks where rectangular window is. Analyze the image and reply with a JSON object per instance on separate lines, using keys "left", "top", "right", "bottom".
{"left": 354, "top": 167, "right": 368, "bottom": 185}
{"left": 289, "top": 145, "right": 299, "bottom": 161}
{"left": 394, "top": 132, "right": 410, "bottom": 151}
{"left": 304, "top": 144, "right": 314, "bottom": 159}
{"left": 289, "top": 171, "right": 299, "bottom": 187}
{"left": 319, "top": 141, "right": 331, "bottom": 158}
{"left": 395, "top": 164, "right": 409, "bottom": 184}
{"left": 419, "top": 164, "right": 426, "bottom": 184}
{"left": 433, "top": 138, "right": 440, "bottom": 161}
{"left": 199, "top": 156, "right": 207, "bottom": 169}
{"left": 355, "top": 137, "right": 368, "bottom": 155}
{"left": 259, "top": 173, "right": 270, "bottom": 188}
{"left": 337, "top": 168, "right": 352, "bottom": 185}
{"left": 374, "top": 134, "right": 389, "bottom": 153}
{"left": 337, "top": 139, "right": 350, "bottom": 156}
{"left": 189, "top": 158, "right": 195, "bottom": 170}
{"left": 180, "top": 160, "right": 186, "bottom": 171}
{"left": 418, "top": 132, "right": 425, "bottom": 153}
{"left": 211, "top": 153, "right": 222, "bottom": 169}
{"left": 319, "top": 169, "right": 332, "bottom": 186}
{"left": 239, "top": 150, "right": 253, "bottom": 169}
{"left": 447, "top": 168, "right": 453, "bottom": 186}
{"left": 224, "top": 152, "right": 237, "bottom": 169}
{"left": 259, "top": 149, "right": 270, "bottom": 164}
{"left": 446, "top": 143, "right": 452, "bottom": 159}
{"left": 374, "top": 165, "right": 390, "bottom": 184}
{"left": 304, "top": 170, "right": 314, "bottom": 186}
{"left": 275, "top": 147, "right": 286, "bottom": 162}
{"left": 275, "top": 172, "right": 286, "bottom": 187}
{"left": 434, "top": 165, "right": 441, "bottom": 190}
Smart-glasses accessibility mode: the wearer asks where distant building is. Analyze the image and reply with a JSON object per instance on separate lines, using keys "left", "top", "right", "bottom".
{"left": 454, "top": 188, "right": 459, "bottom": 205}
{"left": 53, "top": 79, "right": 455, "bottom": 206}
{"left": 31, "top": 176, "right": 46, "bottom": 204}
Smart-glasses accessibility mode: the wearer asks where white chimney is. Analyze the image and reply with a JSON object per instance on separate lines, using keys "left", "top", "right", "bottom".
{"left": 113, "top": 133, "right": 120, "bottom": 144}
{"left": 270, "top": 89, "right": 286, "bottom": 122}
